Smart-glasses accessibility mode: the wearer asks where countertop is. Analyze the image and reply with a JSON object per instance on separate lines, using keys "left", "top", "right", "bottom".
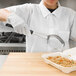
{"left": 0, "top": 53, "right": 76, "bottom": 76}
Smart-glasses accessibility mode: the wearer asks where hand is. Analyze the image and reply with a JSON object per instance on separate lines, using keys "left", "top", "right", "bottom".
{"left": 0, "top": 9, "right": 11, "bottom": 22}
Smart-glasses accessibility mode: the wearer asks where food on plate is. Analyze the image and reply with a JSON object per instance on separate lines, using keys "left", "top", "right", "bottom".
{"left": 47, "top": 56, "right": 76, "bottom": 67}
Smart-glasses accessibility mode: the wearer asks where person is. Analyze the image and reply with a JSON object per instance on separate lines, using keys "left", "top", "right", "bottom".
{"left": 0, "top": 0, "right": 76, "bottom": 52}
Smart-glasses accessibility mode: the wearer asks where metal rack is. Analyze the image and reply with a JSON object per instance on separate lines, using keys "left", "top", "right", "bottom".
{"left": 0, "top": 43, "right": 26, "bottom": 55}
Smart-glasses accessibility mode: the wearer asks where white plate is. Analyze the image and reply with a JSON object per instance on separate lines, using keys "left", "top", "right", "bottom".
{"left": 42, "top": 51, "right": 76, "bottom": 73}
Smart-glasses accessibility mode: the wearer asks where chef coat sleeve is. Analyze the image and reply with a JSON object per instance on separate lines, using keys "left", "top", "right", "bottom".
{"left": 6, "top": 3, "right": 32, "bottom": 35}
{"left": 70, "top": 12, "right": 76, "bottom": 41}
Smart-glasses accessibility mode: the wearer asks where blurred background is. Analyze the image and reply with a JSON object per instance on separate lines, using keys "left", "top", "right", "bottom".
{"left": 0, "top": 0, "right": 76, "bottom": 54}
{"left": 0, "top": 0, "right": 76, "bottom": 11}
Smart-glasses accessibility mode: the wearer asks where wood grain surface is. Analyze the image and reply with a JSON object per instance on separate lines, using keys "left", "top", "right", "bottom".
{"left": 0, "top": 53, "right": 76, "bottom": 76}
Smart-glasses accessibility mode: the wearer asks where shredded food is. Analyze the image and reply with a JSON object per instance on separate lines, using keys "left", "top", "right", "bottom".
{"left": 47, "top": 56, "right": 76, "bottom": 67}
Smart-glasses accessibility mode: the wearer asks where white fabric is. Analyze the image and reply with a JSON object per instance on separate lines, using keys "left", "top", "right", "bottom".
{"left": 6, "top": 1, "right": 76, "bottom": 52}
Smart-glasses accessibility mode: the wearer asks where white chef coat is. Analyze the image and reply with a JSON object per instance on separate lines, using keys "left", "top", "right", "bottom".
{"left": 6, "top": 1, "right": 76, "bottom": 52}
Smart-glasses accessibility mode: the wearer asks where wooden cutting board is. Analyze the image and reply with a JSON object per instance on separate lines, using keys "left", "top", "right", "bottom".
{"left": 0, "top": 53, "right": 76, "bottom": 76}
